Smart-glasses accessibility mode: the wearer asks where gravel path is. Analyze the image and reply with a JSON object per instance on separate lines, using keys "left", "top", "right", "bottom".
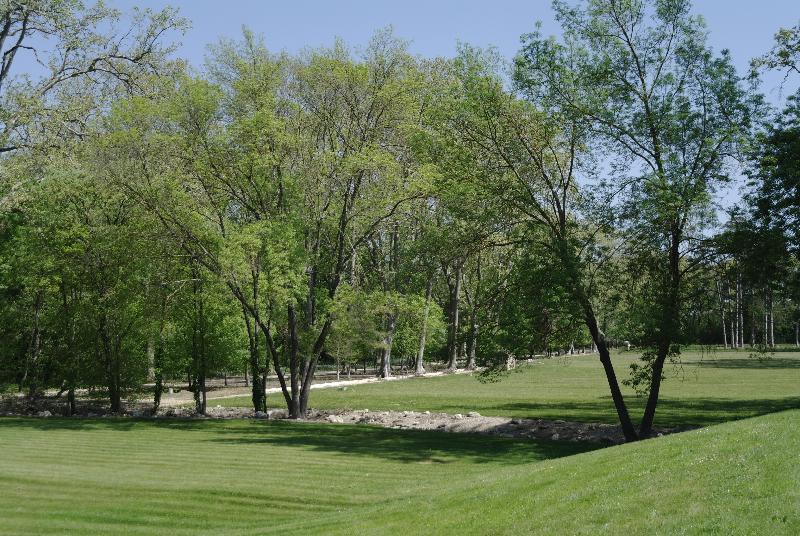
{"left": 154, "top": 368, "right": 475, "bottom": 407}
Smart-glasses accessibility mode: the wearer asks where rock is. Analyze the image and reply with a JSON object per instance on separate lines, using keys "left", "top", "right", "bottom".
{"left": 268, "top": 409, "right": 288, "bottom": 419}
{"left": 551, "top": 433, "right": 560, "bottom": 440}
{"left": 327, "top": 415, "right": 344, "bottom": 423}
{"left": 168, "top": 387, "right": 174, "bottom": 395}
{"left": 510, "top": 418, "right": 521, "bottom": 425}
{"left": 467, "top": 411, "right": 481, "bottom": 417}
{"left": 253, "top": 411, "right": 267, "bottom": 419}
{"left": 216, "top": 405, "right": 222, "bottom": 409}
{"left": 453, "top": 413, "right": 464, "bottom": 420}
{"left": 37, "top": 410, "right": 52, "bottom": 417}
{"left": 363, "top": 409, "right": 369, "bottom": 413}
{"left": 423, "top": 411, "right": 430, "bottom": 415}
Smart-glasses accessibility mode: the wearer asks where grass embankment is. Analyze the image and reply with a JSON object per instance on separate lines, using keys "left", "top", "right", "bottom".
{"left": 219, "top": 349, "right": 800, "bottom": 427}
{"left": 1, "top": 410, "right": 798, "bottom": 534}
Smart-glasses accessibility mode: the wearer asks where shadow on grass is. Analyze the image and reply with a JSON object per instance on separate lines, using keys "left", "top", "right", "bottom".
{"left": 490, "top": 396, "right": 800, "bottom": 427}
{"left": 699, "top": 357, "right": 800, "bottom": 369}
{"left": 0, "top": 417, "right": 600, "bottom": 465}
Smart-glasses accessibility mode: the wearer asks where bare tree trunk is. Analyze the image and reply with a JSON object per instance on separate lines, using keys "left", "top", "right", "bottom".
{"left": 717, "top": 281, "right": 727, "bottom": 348}
{"left": 763, "top": 289, "right": 769, "bottom": 347}
{"left": 738, "top": 281, "right": 744, "bottom": 348}
{"left": 242, "top": 307, "right": 265, "bottom": 413}
{"left": 446, "top": 263, "right": 462, "bottom": 371}
{"left": 768, "top": 289, "right": 775, "bottom": 348}
{"left": 287, "top": 304, "right": 301, "bottom": 418}
{"left": 584, "top": 308, "right": 638, "bottom": 442}
{"left": 415, "top": 276, "right": 433, "bottom": 375}
{"left": 466, "top": 313, "right": 478, "bottom": 370}
{"left": 795, "top": 321, "right": 799, "bottom": 348}
{"left": 379, "top": 313, "right": 397, "bottom": 378}
{"left": 20, "top": 291, "right": 44, "bottom": 396}
{"left": 639, "top": 229, "right": 681, "bottom": 438}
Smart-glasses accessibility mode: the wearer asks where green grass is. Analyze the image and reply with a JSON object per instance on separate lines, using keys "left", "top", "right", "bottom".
{"left": 220, "top": 349, "right": 800, "bottom": 428}
{"left": 1, "top": 410, "right": 798, "bottom": 534}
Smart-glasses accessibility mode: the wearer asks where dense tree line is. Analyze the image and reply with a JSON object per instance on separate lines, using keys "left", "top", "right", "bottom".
{"left": 1, "top": 0, "right": 798, "bottom": 438}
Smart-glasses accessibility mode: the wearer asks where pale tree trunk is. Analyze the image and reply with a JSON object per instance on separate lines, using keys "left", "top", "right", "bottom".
{"left": 768, "top": 289, "right": 775, "bottom": 348}
{"left": 717, "top": 281, "right": 727, "bottom": 348}
{"left": 146, "top": 336, "right": 156, "bottom": 382}
{"left": 764, "top": 290, "right": 769, "bottom": 347}
{"left": 446, "top": 263, "right": 462, "bottom": 371}
{"left": 415, "top": 275, "right": 433, "bottom": 375}
{"left": 794, "top": 321, "right": 799, "bottom": 348}
{"left": 379, "top": 313, "right": 397, "bottom": 378}
{"left": 466, "top": 315, "right": 478, "bottom": 370}
{"left": 737, "top": 281, "right": 744, "bottom": 348}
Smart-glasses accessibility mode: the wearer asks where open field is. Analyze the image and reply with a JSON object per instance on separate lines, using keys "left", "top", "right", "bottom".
{"left": 218, "top": 349, "right": 800, "bottom": 428}
{"left": 1, "top": 410, "right": 797, "bottom": 534}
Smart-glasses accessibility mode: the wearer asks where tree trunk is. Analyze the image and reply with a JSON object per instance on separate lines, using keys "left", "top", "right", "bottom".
{"left": 639, "top": 228, "right": 681, "bottom": 438}
{"left": 794, "top": 321, "right": 799, "bottom": 348}
{"left": 66, "top": 388, "right": 76, "bottom": 416}
{"left": 718, "top": 281, "right": 728, "bottom": 348}
{"left": 586, "top": 311, "right": 638, "bottom": 441}
{"left": 287, "top": 304, "right": 301, "bottom": 418}
{"left": 768, "top": 289, "right": 775, "bottom": 348}
{"left": 446, "top": 263, "right": 462, "bottom": 371}
{"left": 415, "top": 275, "right": 433, "bottom": 375}
{"left": 242, "top": 307, "right": 265, "bottom": 413}
{"left": 20, "top": 291, "right": 44, "bottom": 396}
{"left": 379, "top": 313, "right": 397, "bottom": 378}
{"left": 466, "top": 312, "right": 478, "bottom": 370}
{"left": 146, "top": 336, "right": 155, "bottom": 382}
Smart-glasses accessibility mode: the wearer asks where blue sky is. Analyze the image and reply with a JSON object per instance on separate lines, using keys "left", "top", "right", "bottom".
{"left": 115, "top": 0, "right": 800, "bottom": 103}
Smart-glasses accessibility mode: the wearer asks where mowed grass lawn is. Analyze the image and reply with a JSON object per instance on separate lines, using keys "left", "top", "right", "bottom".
{"left": 220, "top": 349, "right": 800, "bottom": 428}
{"left": 1, "top": 410, "right": 798, "bottom": 534}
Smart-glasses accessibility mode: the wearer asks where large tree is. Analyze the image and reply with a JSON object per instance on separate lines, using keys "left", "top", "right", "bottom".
{"left": 515, "top": 0, "right": 755, "bottom": 437}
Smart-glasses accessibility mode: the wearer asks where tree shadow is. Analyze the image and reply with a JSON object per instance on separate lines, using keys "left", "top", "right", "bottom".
{"left": 0, "top": 416, "right": 600, "bottom": 465}
{"left": 203, "top": 421, "right": 601, "bottom": 464}
{"left": 491, "top": 396, "right": 800, "bottom": 427}
{"left": 699, "top": 357, "right": 800, "bottom": 369}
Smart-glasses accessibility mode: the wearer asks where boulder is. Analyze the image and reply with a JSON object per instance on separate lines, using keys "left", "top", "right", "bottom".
{"left": 453, "top": 413, "right": 464, "bottom": 420}
{"left": 327, "top": 415, "right": 344, "bottom": 423}
{"left": 467, "top": 411, "right": 481, "bottom": 417}
{"left": 267, "top": 409, "right": 288, "bottom": 419}
{"left": 37, "top": 410, "right": 52, "bottom": 417}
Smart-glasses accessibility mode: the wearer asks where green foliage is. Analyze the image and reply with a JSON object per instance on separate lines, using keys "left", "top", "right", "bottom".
{"left": 623, "top": 346, "right": 681, "bottom": 397}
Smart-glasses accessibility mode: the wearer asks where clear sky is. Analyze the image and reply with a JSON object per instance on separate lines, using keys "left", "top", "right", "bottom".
{"left": 115, "top": 0, "right": 800, "bottom": 103}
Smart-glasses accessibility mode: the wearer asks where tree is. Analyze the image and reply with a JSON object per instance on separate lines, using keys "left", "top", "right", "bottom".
{"left": 0, "top": 1, "right": 185, "bottom": 157}
{"left": 515, "top": 0, "right": 755, "bottom": 438}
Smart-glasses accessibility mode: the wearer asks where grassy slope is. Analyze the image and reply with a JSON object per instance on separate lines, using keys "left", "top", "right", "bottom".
{"left": 0, "top": 417, "right": 594, "bottom": 535}
{"left": 328, "top": 409, "right": 800, "bottom": 535}
{"left": 220, "top": 350, "right": 800, "bottom": 427}
{"left": 1, "top": 411, "right": 798, "bottom": 535}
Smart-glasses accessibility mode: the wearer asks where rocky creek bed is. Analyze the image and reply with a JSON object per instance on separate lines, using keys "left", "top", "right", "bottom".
{"left": 1, "top": 395, "right": 686, "bottom": 444}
